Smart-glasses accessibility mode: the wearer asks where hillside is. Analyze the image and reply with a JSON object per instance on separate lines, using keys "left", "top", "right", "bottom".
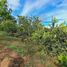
{"left": 0, "top": 0, "right": 67, "bottom": 67}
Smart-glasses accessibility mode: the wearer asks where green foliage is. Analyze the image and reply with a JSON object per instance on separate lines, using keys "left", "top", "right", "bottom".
{"left": 18, "top": 16, "right": 31, "bottom": 37}
{"left": 17, "top": 16, "right": 43, "bottom": 41}
{"left": 0, "top": 20, "right": 18, "bottom": 33}
{"left": 42, "top": 27, "right": 67, "bottom": 56}
{"left": 0, "top": 0, "right": 15, "bottom": 21}
{"left": 7, "top": 45, "right": 24, "bottom": 56}
{"left": 31, "top": 29, "right": 44, "bottom": 44}
{"left": 49, "top": 17, "right": 58, "bottom": 29}
{"left": 58, "top": 53, "right": 67, "bottom": 67}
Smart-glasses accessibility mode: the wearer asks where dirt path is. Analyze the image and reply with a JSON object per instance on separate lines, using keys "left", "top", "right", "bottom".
{"left": 0, "top": 47, "right": 24, "bottom": 67}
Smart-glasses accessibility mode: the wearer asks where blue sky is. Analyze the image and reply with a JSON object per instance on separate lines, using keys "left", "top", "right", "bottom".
{"left": 7, "top": 0, "right": 67, "bottom": 26}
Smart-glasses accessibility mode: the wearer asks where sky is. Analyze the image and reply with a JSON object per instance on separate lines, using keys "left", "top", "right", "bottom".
{"left": 7, "top": 0, "right": 67, "bottom": 26}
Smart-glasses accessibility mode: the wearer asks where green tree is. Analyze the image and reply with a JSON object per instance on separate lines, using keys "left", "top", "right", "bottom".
{"left": 18, "top": 16, "right": 31, "bottom": 36}
{"left": 0, "top": 0, "right": 15, "bottom": 21}
{"left": 49, "top": 16, "right": 58, "bottom": 29}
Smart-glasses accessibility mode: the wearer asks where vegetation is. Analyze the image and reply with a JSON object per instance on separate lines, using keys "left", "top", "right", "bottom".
{"left": 58, "top": 53, "right": 67, "bottom": 67}
{"left": 0, "top": 0, "right": 67, "bottom": 67}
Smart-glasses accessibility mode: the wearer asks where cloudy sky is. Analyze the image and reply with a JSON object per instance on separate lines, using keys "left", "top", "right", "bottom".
{"left": 7, "top": 0, "right": 67, "bottom": 26}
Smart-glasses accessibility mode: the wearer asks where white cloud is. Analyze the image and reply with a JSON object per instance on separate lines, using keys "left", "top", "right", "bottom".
{"left": 41, "top": 9, "right": 67, "bottom": 21}
{"left": 7, "top": 0, "right": 20, "bottom": 10}
{"left": 7, "top": 0, "right": 67, "bottom": 25}
{"left": 21, "top": 0, "right": 51, "bottom": 16}
{"left": 40, "top": 9, "right": 67, "bottom": 26}
{"left": 40, "top": 0, "right": 67, "bottom": 24}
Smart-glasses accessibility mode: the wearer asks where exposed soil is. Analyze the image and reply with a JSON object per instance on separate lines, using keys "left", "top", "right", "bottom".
{"left": 0, "top": 47, "right": 24, "bottom": 67}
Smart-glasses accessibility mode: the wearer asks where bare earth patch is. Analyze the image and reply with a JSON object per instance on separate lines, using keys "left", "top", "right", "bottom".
{"left": 0, "top": 47, "right": 24, "bottom": 67}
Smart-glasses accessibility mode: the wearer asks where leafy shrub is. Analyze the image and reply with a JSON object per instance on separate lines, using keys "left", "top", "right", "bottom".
{"left": 58, "top": 53, "right": 67, "bottom": 67}
{"left": 0, "top": 20, "right": 18, "bottom": 34}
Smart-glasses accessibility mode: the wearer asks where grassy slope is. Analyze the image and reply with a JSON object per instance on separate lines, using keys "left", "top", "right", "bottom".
{"left": 0, "top": 33, "right": 58, "bottom": 67}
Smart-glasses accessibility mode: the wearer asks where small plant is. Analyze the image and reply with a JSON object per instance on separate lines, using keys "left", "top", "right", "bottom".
{"left": 7, "top": 45, "right": 24, "bottom": 56}
{"left": 58, "top": 53, "right": 67, "bottom": 67}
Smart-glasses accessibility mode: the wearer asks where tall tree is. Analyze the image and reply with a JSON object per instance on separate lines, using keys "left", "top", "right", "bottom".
{"left": 0, "top": 0, "right": 15, "bottom": 21}
{"left": 49, "top": 16, "right": 58, "bottom": 29}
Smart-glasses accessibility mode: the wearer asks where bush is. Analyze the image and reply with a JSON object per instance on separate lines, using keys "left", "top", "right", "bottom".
{"left": 0, "top": 20, "right": 18, "bottom": 34}
{"left": 58, "top": 53, "right": 67, "bottom": 67}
